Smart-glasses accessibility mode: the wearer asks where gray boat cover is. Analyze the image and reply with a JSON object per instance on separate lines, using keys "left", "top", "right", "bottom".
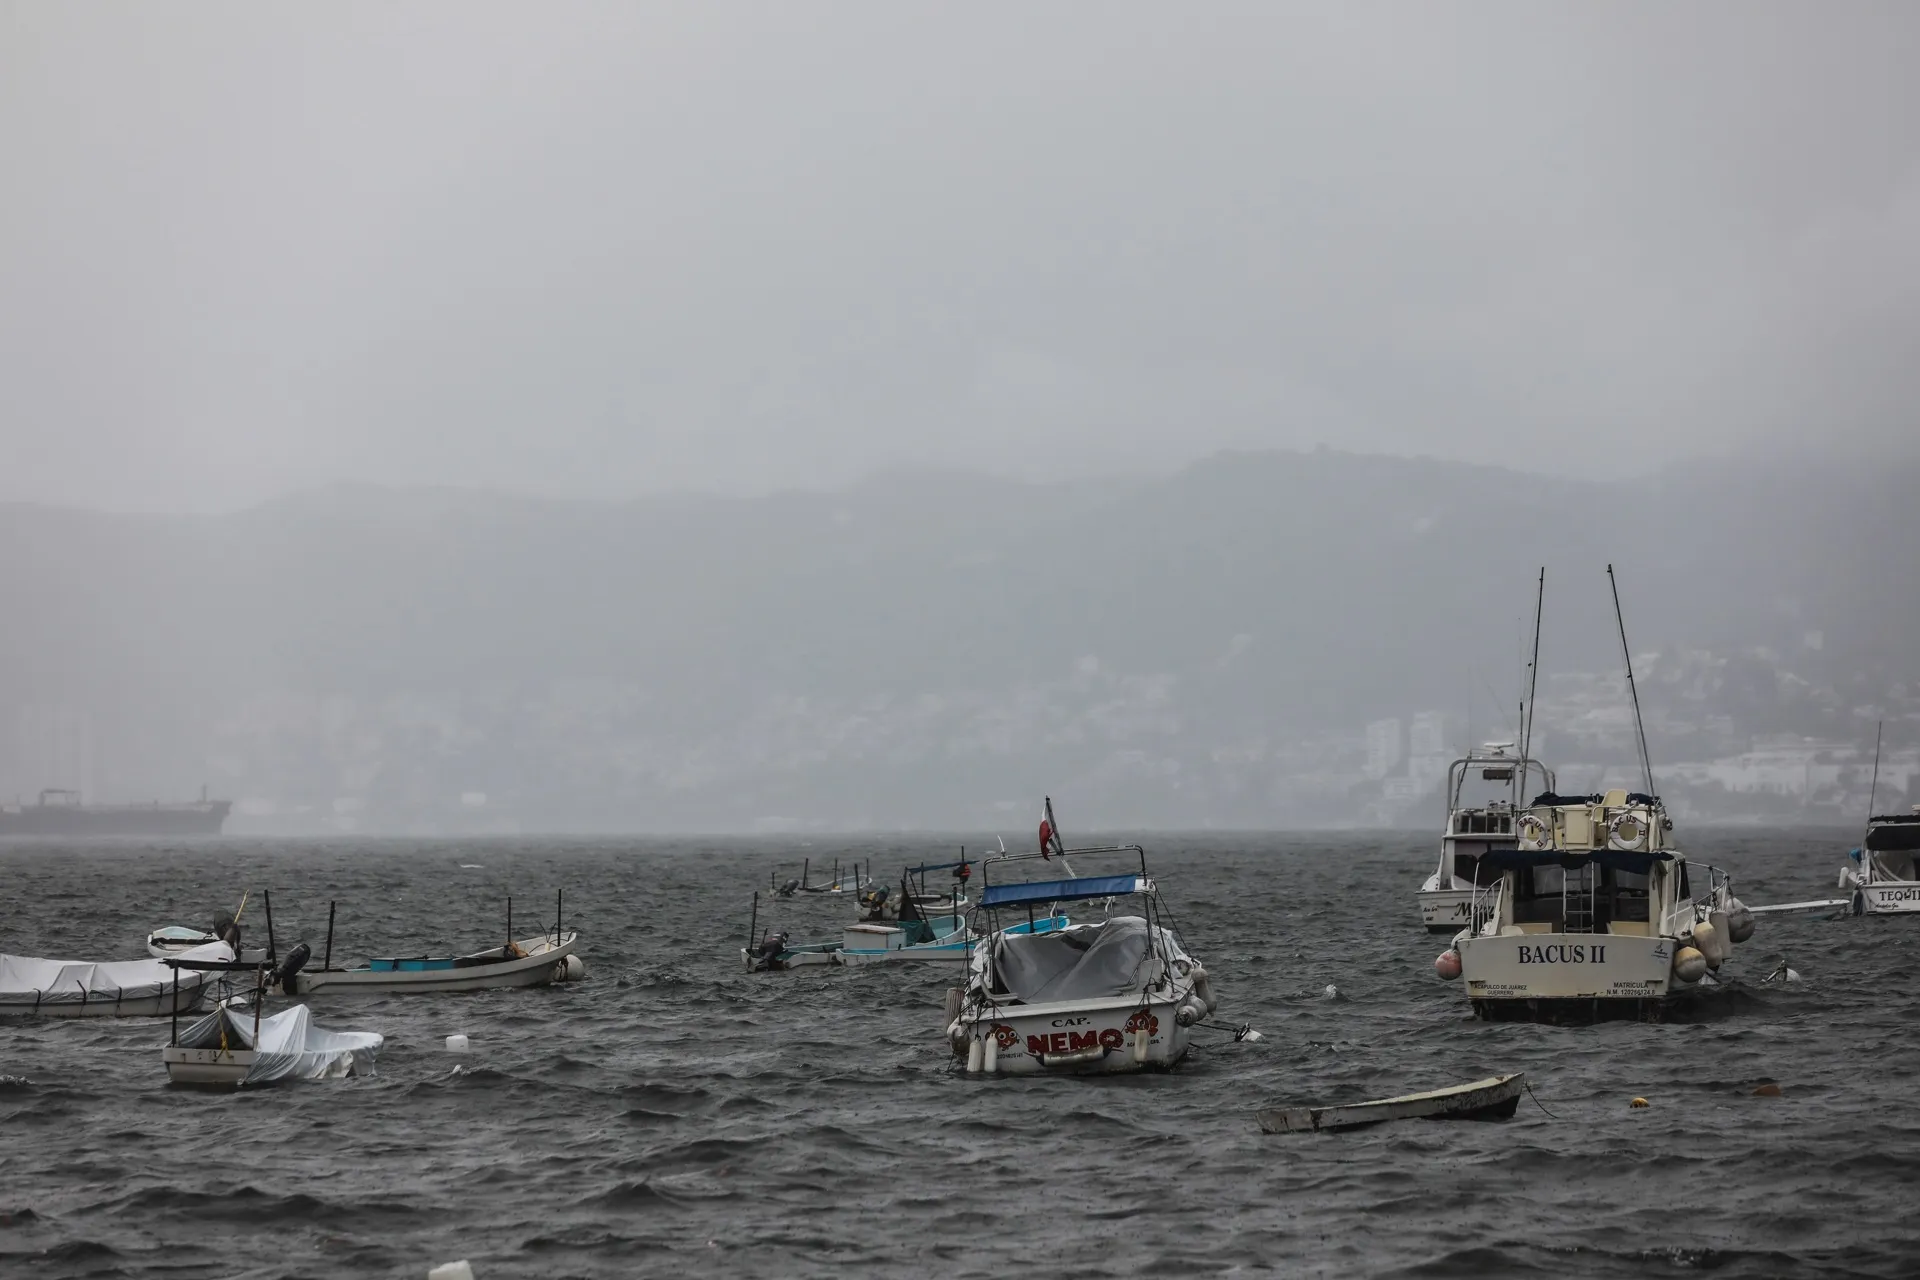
{"left": 992, "top": 916, "right": 1174, "bottom": 1003}
{"left": 0, "top": 940, "right": 231, "bottom": 1007}
{"left": 178, "top": 1003, "right": 383, "bottom": 1084}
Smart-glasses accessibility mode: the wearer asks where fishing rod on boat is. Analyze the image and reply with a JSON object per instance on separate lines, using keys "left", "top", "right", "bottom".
{"left": 747, "top": 891, "right": 759, "bottom": 953}
{"left": 1518, "top": 567, "right": 1545, "bottom": 805}
{"left": 1606, "top": 564, "right": 1656, "bottom": 797}
{"left": 1863, "top": 720, "right": 1884, "bottom": 843}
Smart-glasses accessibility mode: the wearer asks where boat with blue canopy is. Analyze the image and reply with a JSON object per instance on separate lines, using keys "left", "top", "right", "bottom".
{"left": 943, "top": 810, "right": 1217, "bottom": 1075}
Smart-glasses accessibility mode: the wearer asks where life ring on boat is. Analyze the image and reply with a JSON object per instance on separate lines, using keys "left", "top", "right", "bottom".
{"left": 1516, "top": 814, "right": 1550, "bottom": 850}
{"left": 1606, "top": 812, "right": 1650, "bottom": 852}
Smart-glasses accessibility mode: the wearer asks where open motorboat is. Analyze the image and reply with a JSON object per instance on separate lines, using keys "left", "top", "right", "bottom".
{"left": 1257, "top": 1073, "right": 1525, "bottom": 1133}
{"left": 944, "top": 833, "right": 1216, "bottom": 1076}
{"left": 854, "top": 859, "right": 973, "bottom": 923}
{"left": 1, "top": 939, "right": 234, "bottom": 1017}
{"left": 1441, "top": 788, "right": 1756, "bottom": 1022}
{"left": 165, "top": 999, "right": 382, "bottom": 1087}
{"left": 1417, "top": 744, "right": 1555, "bottom": 933}
{"left": 771, "top": 857, "right": 871, "bottom": 897}
{"left": 280, "top": 896, "right": 582, "bottom": 995}
{"left": 1840, "top": 806, "right": 1920, "bottom": 915}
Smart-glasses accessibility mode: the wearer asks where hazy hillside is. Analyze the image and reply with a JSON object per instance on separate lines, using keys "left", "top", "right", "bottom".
{"left": 2, "top": 449, "right": 1915, "bottom": 831}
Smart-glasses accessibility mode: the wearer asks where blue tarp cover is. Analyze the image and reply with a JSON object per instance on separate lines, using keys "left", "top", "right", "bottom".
{"left": 980, "top": 874, "right": 1147, "bottom": 908}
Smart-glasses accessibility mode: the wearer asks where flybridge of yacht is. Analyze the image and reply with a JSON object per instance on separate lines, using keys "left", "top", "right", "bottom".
{"left": 979, "top": 874, "right": 1152, "bottom": 908}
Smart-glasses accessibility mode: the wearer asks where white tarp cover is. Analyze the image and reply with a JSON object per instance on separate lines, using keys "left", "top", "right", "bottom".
{"left": 992, "top": 916, "right": 1184, "bottom": 1003}
{"left": 0, "top": 940, "right": 232, "bottom": 1006}
{"left": 178, "top": 1003, "right": 383, "bottom": 1084}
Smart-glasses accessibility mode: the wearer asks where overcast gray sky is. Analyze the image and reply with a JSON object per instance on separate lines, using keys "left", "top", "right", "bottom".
{"left": 3, "top": 2, "right": 1915, "bottom": 511}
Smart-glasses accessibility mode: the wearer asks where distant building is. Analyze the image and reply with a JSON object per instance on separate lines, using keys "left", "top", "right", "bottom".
{"left": 1365, "top": 718, "right": 1402, "bottom": 780}
{"left": 1409, "top": 710, "right": 1450, "bottom": 760}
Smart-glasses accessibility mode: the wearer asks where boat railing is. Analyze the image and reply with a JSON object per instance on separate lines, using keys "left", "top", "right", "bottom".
{"left": 1466, "top": 877, "right": 1506, "bottom": 937}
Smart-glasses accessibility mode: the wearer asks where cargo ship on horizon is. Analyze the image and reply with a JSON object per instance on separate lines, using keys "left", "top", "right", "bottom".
{"left": 0, "top": 787, "right": 231, "bottom": 837}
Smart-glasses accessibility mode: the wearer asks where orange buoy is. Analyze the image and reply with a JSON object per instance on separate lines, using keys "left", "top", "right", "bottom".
{"left": 1752, "top": 1082, "right": 1783, "bottom": 1098}
{"left": 1630, "top": 1097, "right": 1650, "bottom": 1108}
{"left": 1434, "top": 949, "right": 1462, "bottom": 980}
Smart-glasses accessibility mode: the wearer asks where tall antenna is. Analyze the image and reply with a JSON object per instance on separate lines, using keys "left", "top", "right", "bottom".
{"left": 1863, "top": 720, "right": 1884, "bottom": 839}
{"left": 1517, "top": 567, "right": 1546, "bottom": 804}
{"left": 1606, "top": 564, "right": 1655, "bottom": 796}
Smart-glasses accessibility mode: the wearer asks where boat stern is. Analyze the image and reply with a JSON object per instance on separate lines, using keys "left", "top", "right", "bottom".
{"left": 1457, "top": 930, "right": 1677, "bottom": 1020}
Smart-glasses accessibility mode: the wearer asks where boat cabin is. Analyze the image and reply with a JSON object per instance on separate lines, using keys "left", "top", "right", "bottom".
{"left": 1436, "top": 745, "right": 1555, "bottom": 887}
{"left": 1859, "top": 809, "right": 1920, "bottom": 883}
{"left": 1474, "top": 789, "right": 1688, "bottom": 937}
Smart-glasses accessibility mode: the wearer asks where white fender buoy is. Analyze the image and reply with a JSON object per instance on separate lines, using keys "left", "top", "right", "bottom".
{"left": 947, "top": 1022, "right": 969, "bottom": 1057}
{"left": 1131, "top": 1027, "right": 1149, "bottom": 1063}
{"left": 1691, "top": 920, "right": 1723, "bottom": 969}
{"left": 982, "top": 1032, "right": 999, "bottom": 1073}
{"left": 428, "top": 1263, "right": 475, "bottom": 1280}
{"left": 561, "top": 954, "right": 585, "bottom": 982}
{"left": 966, "top": 1036, "right": 985, "bottom": 1074}
{"left": 1175, "top": 1000, "right": 1203, "bottom": 1027}
{"left": 1434, "top": 949, "right": 1462, "bottom": 980}
{"left": 1672, "top": 946, "right": 1707, "bottom": 984}
{"left": 1191, "top": 967, "right": 1216, "bottom": 1013}
{"left": 1727, "top": 901, "right": 1755, "bottom": 945}
{"left": 943, "top": 987, "right": 963, "bottom": 1026}
{"left": 445, "top": 1034, "right": 470, "bottom": 1053}
{"left": 1708, "top": 910, "right": 1730, "bottom": 961}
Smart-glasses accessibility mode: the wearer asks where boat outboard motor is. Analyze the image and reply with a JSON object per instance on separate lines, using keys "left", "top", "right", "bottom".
{"left": 276, "top": 941, "right": 311, "bottom": 995}
{"left": 753, "top": 931, "right": 789, "bottom": 971}
{"left": 777, "top": 878, "right": 801, "bottom": 897}
{"left": 211, "top": 911, "right": 236, "bottom": 943}
{"left": 859, "top": 885, "right": 890, "bottom": 921}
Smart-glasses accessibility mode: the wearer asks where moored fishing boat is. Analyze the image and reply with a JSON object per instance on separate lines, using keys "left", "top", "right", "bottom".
{"left": 1257, "top": 1073, "right": 1525, "bottom": 1133}
{"left": 165, "top": 999, "right": 383, "bottom": 1087}
{"left": 1417, "top": 743, "right": 1555, "bottom": 933}
{"left": 281, "top": 896, "right": 581, "bottom": 994}
{"left": 1436, "top": 568, "right": 1755, "bottom": 1023}
{"left": 1442, "top": 789, "right": 1753, "bottom": 1021}
{"left": 944, "top": 812, "right": 1216, "bottom": 1075}
{"left": 1841, "top": 807, "right": 1920, "bottom": 914}
{"left": 1835, "top": 727, "right": 1920, "bottom": 916}
{"left": 0, "top": 940, "right": 233, "bottom": 1018}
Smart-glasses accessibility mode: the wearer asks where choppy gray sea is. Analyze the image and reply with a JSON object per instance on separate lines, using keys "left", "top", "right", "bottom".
{"left": 0, "top": 830, "right": 1911, "bottom": 1279}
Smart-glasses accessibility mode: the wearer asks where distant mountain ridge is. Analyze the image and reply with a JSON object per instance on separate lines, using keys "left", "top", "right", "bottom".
{"left": 1, "top": 448, "right": 1913, "bottom": 831}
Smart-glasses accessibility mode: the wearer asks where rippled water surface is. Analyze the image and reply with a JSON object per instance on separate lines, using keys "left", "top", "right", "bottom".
{"left": 0, "top": 831, "right": 1912, "bottom": 1279}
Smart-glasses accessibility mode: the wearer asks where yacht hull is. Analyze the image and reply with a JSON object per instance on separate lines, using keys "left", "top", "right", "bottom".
{"left": 1417, "top": 889, "right": 1476, "bottom": 933}
{"left": 1854, "top": 883, "right": 1920, "bottom": 914}
{"left": 1457, "top": 931, "right": 1692, "bottom": 1022}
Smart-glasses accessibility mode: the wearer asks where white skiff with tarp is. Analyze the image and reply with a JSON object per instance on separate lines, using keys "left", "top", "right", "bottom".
{"left": 0, "top": 940, "right": 233, "bottom": 1017}
{"left": 165, "top": 1000, "right": 383, "bottom": 1087}
{"left": 945, "top": 815, "right": 1222, "bottom": 1076}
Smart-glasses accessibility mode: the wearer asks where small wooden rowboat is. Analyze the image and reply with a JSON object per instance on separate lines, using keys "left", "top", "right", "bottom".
{"left": 1256, "top": 1072, "right": 1525, "bottom": 1134}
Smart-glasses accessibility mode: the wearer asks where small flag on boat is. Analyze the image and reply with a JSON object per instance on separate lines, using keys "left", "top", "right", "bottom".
{"left": 1038, "top": 796, "right": 1065, "bottom": 860}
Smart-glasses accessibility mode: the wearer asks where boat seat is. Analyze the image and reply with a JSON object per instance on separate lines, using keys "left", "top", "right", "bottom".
{"left": 1605, "top": 921, "right": 1650, "bottom": 936}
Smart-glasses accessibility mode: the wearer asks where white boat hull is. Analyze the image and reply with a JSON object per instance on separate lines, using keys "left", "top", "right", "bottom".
{"left": 1457, "top": 931, "right": 1692, "bottom": 1022}
{"left": 952, "top": 995, "right": 1194, "bottom": 1075}
{"left": 0, "top": 981, "right": 216, "bottom": 1019}
{"left": 1417, "top": 888, "right": 1476, "bottom": 933}
{"left": 292, "top": 933, "right": 576, "bottom": 994}
{"left": 164, "top": 1044, "right": 256, "bottom": 1086}
{"left": 1855, "top": 882, "right": 1920, "bottom": 914}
